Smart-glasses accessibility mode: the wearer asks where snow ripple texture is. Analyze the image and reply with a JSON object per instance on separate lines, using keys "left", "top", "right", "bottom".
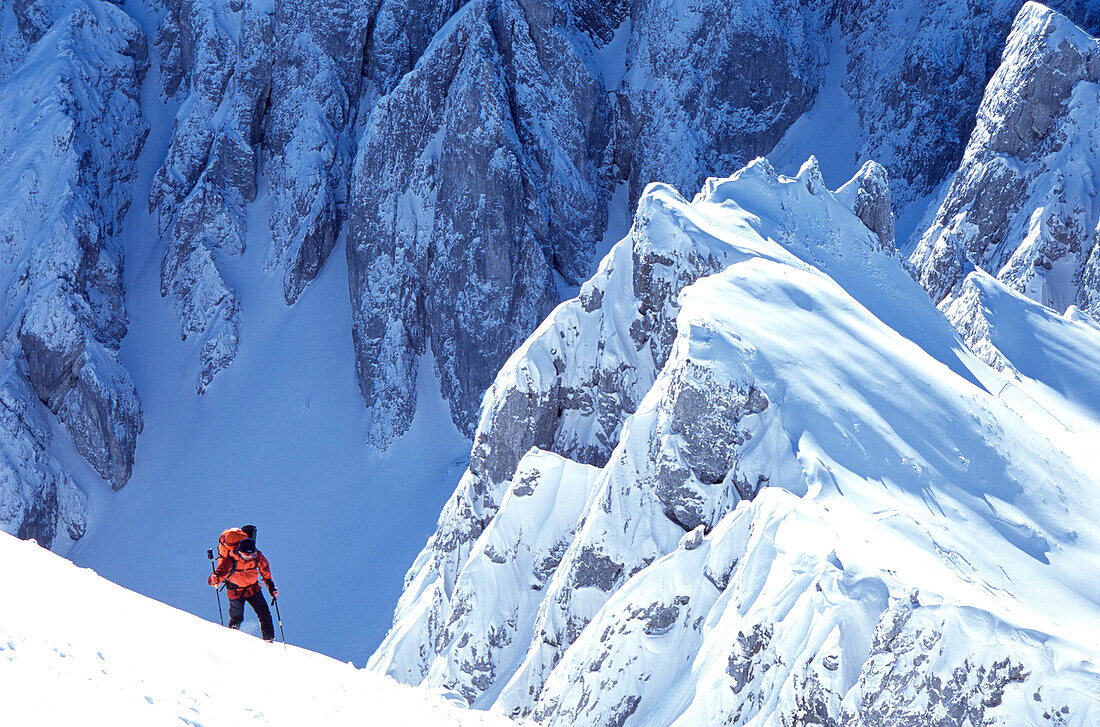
{"left": 371, "top": 158, "right": 1100, "bottom": 725}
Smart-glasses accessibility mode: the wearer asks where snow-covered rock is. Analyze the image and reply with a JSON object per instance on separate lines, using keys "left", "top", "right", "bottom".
{"left": 369, "top": 157, "right": 831, "bottom": 681}
{"left": 151, "top": 0, "right": 272, "bottom": 392}
{"left": 0, "top": 0, "right": 146, "bottom": 545}
{"left": 419, "top": 449, "right": 601, "bottom": 706}
{"left": 372, "top": 158, "right": 1100, "bottom": 724}
{"left": 261, "top": 0, "right": 374, "bottom": 305}
{"left": 838, "top": 0, "right": 1093, "bottom": 211}
{"left": 835, "top": 161, "right": 896, "bottom": 251}
{"left": 150, "top": 0, "right": 463, "bottom": 393}
{"left": 0, "top": 369, "right": 87, "bottom": 545}
{"left": 911, "top": 3, "right": 1100, "bottom": 315}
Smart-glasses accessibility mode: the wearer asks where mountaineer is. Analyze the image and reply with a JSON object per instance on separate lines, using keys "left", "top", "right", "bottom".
{"left": 208, "top": 526, "right": 277, "bottom": 642}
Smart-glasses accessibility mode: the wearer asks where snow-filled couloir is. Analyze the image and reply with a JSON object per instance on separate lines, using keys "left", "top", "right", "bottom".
{"left": 370, "top": 157, "right": 1100, "bottom": 725}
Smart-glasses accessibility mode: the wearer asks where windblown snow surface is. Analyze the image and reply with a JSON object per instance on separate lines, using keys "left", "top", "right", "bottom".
{"left": 0, "top": 530, "right": 517, "bottom": 726}
{"left": 372, "top": 159, "right": 1100, "bottom": 725}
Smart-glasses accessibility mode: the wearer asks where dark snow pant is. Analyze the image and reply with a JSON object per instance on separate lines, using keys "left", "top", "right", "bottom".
{"left": 228, "top": 591, "right": 274, "bottom": 641}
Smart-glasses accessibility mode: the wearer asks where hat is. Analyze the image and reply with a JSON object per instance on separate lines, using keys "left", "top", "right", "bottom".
{"left": 237, "top": 538, "right": 256, "bottom": 555}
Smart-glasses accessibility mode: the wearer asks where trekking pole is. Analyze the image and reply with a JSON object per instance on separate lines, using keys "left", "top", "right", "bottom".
{"left": 271, "top": 595, "right": 286, "bottom": 647}
{"left": 207, "top": 549, "right": 224, "bottom": 626}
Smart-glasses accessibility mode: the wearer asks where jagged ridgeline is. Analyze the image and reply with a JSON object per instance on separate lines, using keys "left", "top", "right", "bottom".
{"left": 4, "top": 0, "right": 1100, "bottom": 550}
{"left": 371, "top": 155, "right": 1100, "bottom": 723}
{"left": 3, "top": 0, "right": 1100, "bottom": 720}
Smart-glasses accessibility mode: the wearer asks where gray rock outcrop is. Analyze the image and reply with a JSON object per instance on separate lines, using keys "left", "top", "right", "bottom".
{"left": 911, "top": 3, "right": 1100, "bottom": 315}
{"left": 836, "top": 160, "right": 896, "bottom": 251}
{"left": 0, "top": 371, "right": 88, "bottom": 546}
{"left": 347, "top": 0, "right": 614, "bottom": 442}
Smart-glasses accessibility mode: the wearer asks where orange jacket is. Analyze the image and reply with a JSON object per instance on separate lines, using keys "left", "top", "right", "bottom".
{"left": 211, "top": 537, "right": 274, "bottom": 600}
{"left": 211, "top": 549, "right": 272, "bottom": 599}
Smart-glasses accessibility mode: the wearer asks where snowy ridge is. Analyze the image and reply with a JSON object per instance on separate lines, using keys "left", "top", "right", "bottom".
{"left": 0, "top": 530, "right": 518, "bottom": 726}
{"left": 369, "top": 157, "right": 782, "bottom": 683}
{"left": 373, "top": 158, "right": 1100, "bottom": 725}
{"left": 942, "top": 268, "right": 1100, "bottom": 430}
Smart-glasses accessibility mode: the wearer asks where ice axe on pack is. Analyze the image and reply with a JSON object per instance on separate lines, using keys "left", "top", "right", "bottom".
{"left": 206, "top": 548, "right": 224, "bottom": 626}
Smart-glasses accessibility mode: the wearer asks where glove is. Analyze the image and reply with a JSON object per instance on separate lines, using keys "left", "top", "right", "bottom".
{"left": 265, "top": 579, "right": 277, "bottom": 597}
{"left": 207, "top": 573, "right": 219, "bottom": 587}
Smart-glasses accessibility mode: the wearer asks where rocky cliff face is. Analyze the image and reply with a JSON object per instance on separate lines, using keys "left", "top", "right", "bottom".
{"left": 150, "top": 0, "right": 461, "bottom": 393}
{"left": 347, "top": 0, "right": 831, "bottom": 440}
{"left": 261, "top": 0, "right": 370, "bottom": 305}
{"left": 151, "top": 0, "right": 270, "bottom": 392}
{"left": 371, "top": 159, "right": 1100, "bottom": 724}
{"left": 0, "top": 372, "right": 89, "bottom": 546}
{"left": 19, "top": 0, "right": 1087, "bottom": 455}
{"left": 347, "top": 0, "right": 1100, "bottom": 444}
{"left": 840, "top": 0, "right": 1100, "bottom": 211}
{"left": 616, "top": 0, "right": 828, "bottom": 204}
{"left": 911, "top": 3, "right": 1100, "bottom": 316}
{"left": 347, "top": 0, "right": 615, "bottom": 442}
{"left": 0, "top": 0, "right": 147, "bottom": 545}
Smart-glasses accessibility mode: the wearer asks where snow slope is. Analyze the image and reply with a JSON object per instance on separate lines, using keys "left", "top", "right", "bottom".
{"left": 943, "top": 268, "right": 1100, "bottom": 432}
{"left": 0, "top": 531, "right": 517, "bottom": 726}
{"left": 373, "top": 158, "right": 1100, "bottom": 724}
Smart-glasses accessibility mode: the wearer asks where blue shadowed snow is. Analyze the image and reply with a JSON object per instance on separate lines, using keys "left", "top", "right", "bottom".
{"left": 67, "top": 8, "right": 470, "bottom": 662}
{"left": 968, "top": 271, "right": 1100, "bottom": 424}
